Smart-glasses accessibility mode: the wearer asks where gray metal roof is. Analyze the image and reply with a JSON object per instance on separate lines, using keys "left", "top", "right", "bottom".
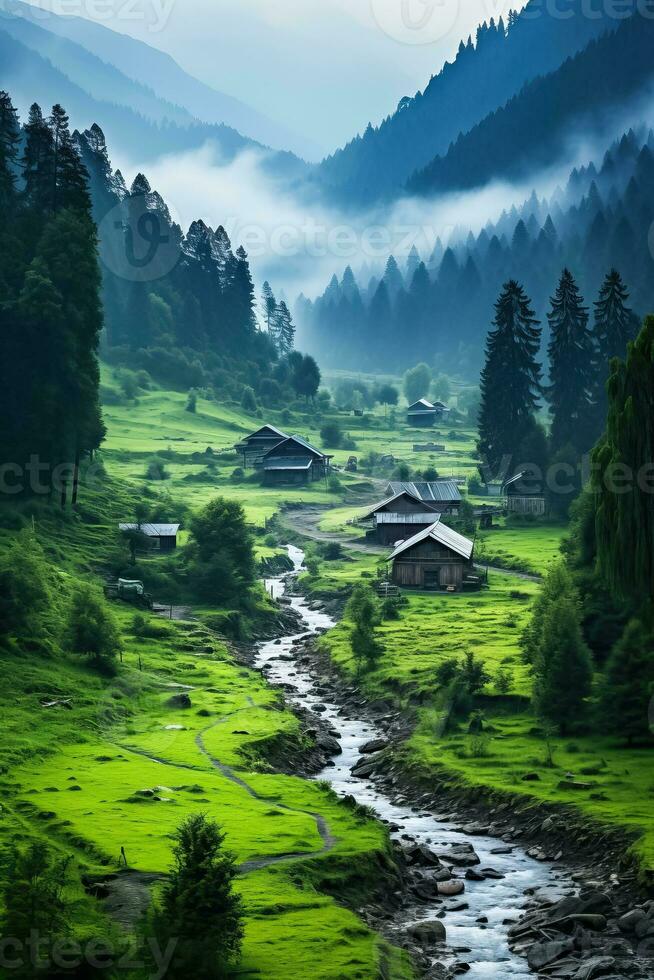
{"left": 244, "top": 424, "right": 289, "bottom": 441}
{"left": 362, "top": 488, "right": 429, "bottom": 520}
{"left": 387, "top": 481, "right": 462, "bottom": 503}
{"left": 119, "top": 523, "right": 180, "bottom": 537}
{"left": 407, "top": 398, "right": 436, "bottom": 413}
{"left": 387, "top": 518, "right": 474, "bottom": 561}
{"left": 263, "top": 434, "right": 328, "bottom": 460}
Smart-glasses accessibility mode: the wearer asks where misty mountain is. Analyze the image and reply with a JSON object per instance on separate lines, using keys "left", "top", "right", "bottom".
{"left": 3, "top": 0, "right": 310, "bottom": 158}
{"left": 315, "top": 0, "right": 621, "bottom": 204}
{"left": 0, "top": 7, "right": 191, "bottom": 127}
{"left": 0, "top": 27, "right": 305, "bottom": 179}
{"left": 408, "top": 13, "right": 654, "bottom": 196}
{"left": 299, "top": 127, "right": 654, "bottom": 377}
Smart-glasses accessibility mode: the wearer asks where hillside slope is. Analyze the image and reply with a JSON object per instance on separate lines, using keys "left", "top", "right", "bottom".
{"left": 316, "top": 0, "right": 618, "bottom": 203}
{"left": 408, "top": 14, "right": 654, "bottom": 196}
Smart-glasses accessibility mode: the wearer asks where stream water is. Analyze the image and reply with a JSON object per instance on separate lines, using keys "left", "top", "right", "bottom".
{"left": 259, "top": 546, "right": 572, "bottom": 978}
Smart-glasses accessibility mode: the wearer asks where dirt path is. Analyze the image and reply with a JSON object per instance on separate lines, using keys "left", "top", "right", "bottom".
{"left": 195, "top": 713, "right": 337, "bottom": 873}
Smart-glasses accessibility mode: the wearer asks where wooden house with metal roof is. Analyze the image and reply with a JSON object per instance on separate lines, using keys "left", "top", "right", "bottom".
{"left": 234, "top": 424, "right": 288, "bottom": 467}
{"left": 503, "top": 472, "right": 546, "bottom": 517}
{"left": 361, "top": 489, "right": 442, "bottom": 545}
{"left": 387, "top": 518, "right": 476, "bottom": 592}
{"left": 406, "top": 399, "right": 450, "bottom": 427}
{"left": 385, "top": 480, "right": 462, "bottom": 515}
{"left": 118, "top": 523, "right": 180, "bottom": 552}
{"left": 262, "top": 435, "right": 332, "bottom": 485}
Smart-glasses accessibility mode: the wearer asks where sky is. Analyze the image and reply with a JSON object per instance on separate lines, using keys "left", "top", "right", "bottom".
{"left": 23, "top": 0, "right": 528, "bottom": 156}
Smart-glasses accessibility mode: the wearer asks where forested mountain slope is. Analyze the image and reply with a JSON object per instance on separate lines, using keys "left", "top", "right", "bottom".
{"left": 299, "top": 128, "right": 654, "bottom": 374}
{"left": 316, "top": 0, "right": 620, "bottom": 203}
{"left": 408, "top": 13, "right": 654, "bottom": 196}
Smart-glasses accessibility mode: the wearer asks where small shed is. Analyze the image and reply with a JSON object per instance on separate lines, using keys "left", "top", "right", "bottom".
{"left": 503, "top": 472, "right": 546, "bottom": 517}
{"left": 262, "top": 435, "right": 332, "bottom": 485}
{"left": 385, "top": 480, "right": 462, "bottom": 514}
{"left": 361, "top": 489, "right": 441, "bottom": 544}
{"left": 388, "top": 519, "right": 475, "bottom": 592}
{"left": 234, "top": 424, "right": 289, "bottom": 467}
{"left": 118, "top": 523, "right": 180, "bottom": 552}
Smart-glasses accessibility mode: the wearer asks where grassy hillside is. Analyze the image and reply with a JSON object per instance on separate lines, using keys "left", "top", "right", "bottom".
{"left": 0, "top": 375, "right": 423, "bottom": 979}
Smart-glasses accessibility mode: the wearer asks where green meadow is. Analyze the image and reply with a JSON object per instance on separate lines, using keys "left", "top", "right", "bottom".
{"left": 4, "top": 368, "right": 652, "bottom": 978}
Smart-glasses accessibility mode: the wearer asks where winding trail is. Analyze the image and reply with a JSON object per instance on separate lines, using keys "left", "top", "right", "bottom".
{"left": 115, "top": 700, "right": 337, "bottom": 877}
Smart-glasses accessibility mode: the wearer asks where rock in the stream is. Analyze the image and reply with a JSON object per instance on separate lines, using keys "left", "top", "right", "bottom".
{"left": 359, "top": 738, "right": 388, "bottom": 755}
{"left": 351, "top": 755, "right": 381, "bottom": 778}
{"left": 437, "top": 844, "right": 480, "bottom": 867}
{"left": 437, "top": 879, "right": 465, "bottom": 897}
{"left": 315, "top": 734, "right": 342, "bottom": 755}
{"left": 527, "top": 939, "right": 575, "bottom": 971}
{"left": 617, "top": 909, "right": 647, "bottom": 933}
{"left": 573, "top": 957, "right": 616, "bottom": 980}
{"left": 407, "top": 920, "right": 446, "bottom": 945}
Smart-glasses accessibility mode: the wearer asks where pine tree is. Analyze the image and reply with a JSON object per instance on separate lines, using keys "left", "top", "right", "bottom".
{"left": 346, "top": 584, "right": 383, "bottom": 673}
{"left": 478, "top": 281, "right": 542, "bottom": 474}
{"left": 260, "top": 280, "right": 277, "bottom": 337}
{"left": 154, "top": 815, "right": 243, "bottom": 979}
{"left": 533, "top": 596, "right": 593, "bottom": 735}
{"left": 22, "top": 103, "right": 55, "bottom": 212}
{"left": 48, "top": 104, "right": 91, "bottom": 213}
{"left": 547, "top": 269, "right": 595, "bottom": 454}
{"left": 601, "top": 619, "right": 654, "bottom": 746}
{"left": 0, "top": 90, "right": 19, "bottom": 209}
{"left": 594, "top": 269, "right": 638, "bottom": 388}
{"left": 276, "top": 300, "right": 295, "bottom": 356}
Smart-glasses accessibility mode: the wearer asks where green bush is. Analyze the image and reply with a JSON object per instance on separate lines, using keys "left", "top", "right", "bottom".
{"left": 65, "top": 586, "right": 122, "bottom": 673}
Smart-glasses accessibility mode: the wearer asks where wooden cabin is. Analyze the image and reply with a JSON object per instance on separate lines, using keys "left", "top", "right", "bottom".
{"left": 361, "top": 489, "right": 441, "bottom": 545}
{"left": 262, "top": 435, "right": 332, "bottom": 485}
{"left": 406, "top": 399, "right": 450, "bottom": 427}
{"left": 407, "top": 399, "right": 437, "bottom": 427}
{"left": 118, "top": 523, "right": 180, "bottom": 552}
{"left": 503, "top": 472, "right": 547, "bottom": 517}
{"left": 388, "top": 519, "right": 475, "bottom": 592}
{"left": 234, "top": 424, "right": 288, "bottom": 467}
{"left": 385, "top": 480, "right": 462, "bottom": 515}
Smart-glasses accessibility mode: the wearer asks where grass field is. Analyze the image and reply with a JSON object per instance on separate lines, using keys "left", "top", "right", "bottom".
{"left": 5, "top": 367, "right": 652, "bottom": 977}
{"left": 1, "top": 597, "right": 406, "bottom": 977}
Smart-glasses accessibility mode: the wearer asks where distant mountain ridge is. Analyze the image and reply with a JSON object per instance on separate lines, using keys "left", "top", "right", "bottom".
{"left": 315, "top": 0, "right": 630, "bottom": 203}
{"left": 0, "top": 24, "right": 306, "bottom": 180}
{"left": 408, "top": 13, "right": 654, "bottom": 196}
{"left": 0, "top": 0, "right": 312, "bottom": 159}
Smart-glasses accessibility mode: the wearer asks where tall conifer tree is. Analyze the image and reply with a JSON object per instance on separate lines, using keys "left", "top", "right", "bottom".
{"left": 478, "top": 280, "right": 542, "bottom": 474}
{"left": 547, "top": 268, "right": 594, "bottom": 453}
